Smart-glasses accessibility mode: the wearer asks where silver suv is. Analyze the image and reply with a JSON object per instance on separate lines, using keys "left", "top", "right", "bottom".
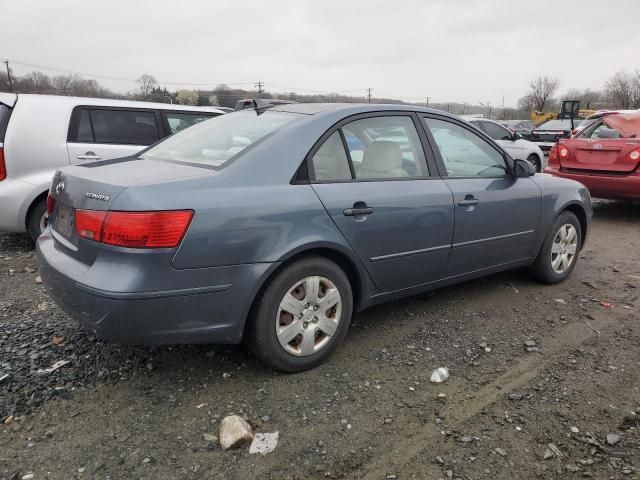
{"left": 0, "top": 93, "right": 225, "bottom": 241}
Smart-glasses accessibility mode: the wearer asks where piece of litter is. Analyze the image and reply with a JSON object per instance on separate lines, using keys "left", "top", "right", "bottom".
{"left": 37, "top": 359, "right": 70, "bottom": 374}
{"left": 430, "top": 367, "right": 449, "bottom": 383}
{"left": 195, "top": 403, "right": 206, "bottom": 409}
{"left": 599, "top": 300, "right": 613, "bottom": 308}
{"left": 249, "top": 431, "right": 279, "bottom": 455}
{"left": 554, "top": 298, "right": 567, "bottom": 304}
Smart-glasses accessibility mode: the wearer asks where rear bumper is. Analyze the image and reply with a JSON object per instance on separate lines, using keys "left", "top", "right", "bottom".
{"left": 544, "top": 167, "right": 640, "bottom": 200}
{"left": 36, "top": 232, "right": 275, "bottom": 345}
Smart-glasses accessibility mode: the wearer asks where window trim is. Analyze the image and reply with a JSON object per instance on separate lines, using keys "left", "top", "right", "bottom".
{"left": 67, "top": 105, "right": 163, "bottom": 146}
{"left": 420, "top": 114, "right": 514, "bottom": 179}
{"left": 305, "top": 111, "right": 438, "bottom": 184}
{"left": 480, "top": 120, "right": 513, "bottom": 142}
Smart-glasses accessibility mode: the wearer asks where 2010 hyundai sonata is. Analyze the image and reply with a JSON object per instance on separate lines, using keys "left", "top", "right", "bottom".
{"left": 37, "top": 103, "right": 592, "bottom": 372}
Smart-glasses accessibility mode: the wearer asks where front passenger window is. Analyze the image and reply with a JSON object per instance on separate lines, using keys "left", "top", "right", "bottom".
{"left": 424, "top": 118, "right": 507, "bottom": 178}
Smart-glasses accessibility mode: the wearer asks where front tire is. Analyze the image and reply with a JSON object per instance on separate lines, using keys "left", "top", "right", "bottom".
{"left": 27, "top": 198, "right": 48, "bottom": 243}
{"left": 527, "top": 154, "right": 541, "bottom": 173}
{"left": 246, "top": 256, "right": 353, "bottom": 372}
{"left": 531, "top": 211, "right": 581, "bottom": 284}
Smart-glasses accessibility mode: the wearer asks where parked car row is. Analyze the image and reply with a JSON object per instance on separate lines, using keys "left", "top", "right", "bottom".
{"left": 0, "top": 93, "right": 226, "bottom": 241}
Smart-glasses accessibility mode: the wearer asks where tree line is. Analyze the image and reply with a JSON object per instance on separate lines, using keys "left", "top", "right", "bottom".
{"left": 2, "top": 67, "right": 639, "bottom": 118}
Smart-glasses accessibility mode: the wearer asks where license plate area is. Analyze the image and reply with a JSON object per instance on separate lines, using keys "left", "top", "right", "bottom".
{"left": 52, "top": 203, "right": 74, "bottom": 240}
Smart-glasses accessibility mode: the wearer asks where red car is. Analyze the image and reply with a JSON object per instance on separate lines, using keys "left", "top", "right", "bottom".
{"left": 545, "top": 112, "right": 640, "bottom": 200}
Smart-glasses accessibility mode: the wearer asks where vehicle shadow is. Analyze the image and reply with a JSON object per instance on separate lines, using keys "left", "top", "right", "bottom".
{"left": 592, "top": 199, "right": 640, "bottom": 223}
{"left": 0, "top": 233, "right": 34, "bottom": 255}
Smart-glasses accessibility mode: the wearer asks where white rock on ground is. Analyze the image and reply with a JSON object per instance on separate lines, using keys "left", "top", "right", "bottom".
{"left": 219, "top": 415, "right": 253, "bottom": 450}
{"left": 249, "top": 431, "right": 279, "bottom": 455}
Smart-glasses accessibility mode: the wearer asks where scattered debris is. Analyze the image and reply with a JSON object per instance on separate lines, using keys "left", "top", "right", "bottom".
{"left": 546, "top": 443, "right": 564, "bottom": 459}
{"left": 494, "top": 447, "right": 507, "bottom": 457}
{"left": 430, "top": 367, "right": 449, "bottom": 383}
{"left": 36, "top": 359, "right": 70, "bottom": 375}
{"left": 606, "top": 433, "right": 621, "bottom": 446}
{"left": 219, "top": 415, "right": 253, "bottom": 450}
{"left": 249, "top": 431, "right": 279, "bottom": 455}
{"left": 599, "top": 300, "right": 613, "bottom": 308}
{"left": 570, "top": 426, "right": 580, "bottom": 433}
{"left": 583, "top": 319, "right": 600, "bottom": 335}
{"left": 553, "top": 298, "right": 567, "bottom": 305}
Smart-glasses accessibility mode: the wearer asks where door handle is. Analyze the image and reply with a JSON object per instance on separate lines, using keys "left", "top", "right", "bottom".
{"left": 343, "top": 202, "right": 374, "bottom": 217}
{"left": 77, "top": 152, "right": 102, "bottom": 160}
{"left": 458, "top": 196, "right": 479, "bottom": 207}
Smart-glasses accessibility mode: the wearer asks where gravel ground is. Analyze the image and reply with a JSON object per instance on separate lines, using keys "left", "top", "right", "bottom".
{"left": 1, "top": 200, "right": 639, "bottom": 480}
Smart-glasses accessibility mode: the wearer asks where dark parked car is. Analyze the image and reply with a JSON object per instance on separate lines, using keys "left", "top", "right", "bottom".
{"left": 500, "top": 119, "right": 536, "bottom": 139}
{"left": 38, "top": 104, "right": 592, "bottom": 372}
{"left": 530, "top": 118, "right": 584, "bottom": 154}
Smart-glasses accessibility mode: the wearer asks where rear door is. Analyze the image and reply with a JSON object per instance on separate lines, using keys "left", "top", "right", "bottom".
{"left": 561, "top": 120, "right": 640, "bottom": 173}
{"left": 67, "top": 107, "right": 162, "bottom": 164}
{"left": 309, "top": 113, "right": 454, "bottom": 292}
{"left": 422, "top": 115, "right": 541, "bottom": 277}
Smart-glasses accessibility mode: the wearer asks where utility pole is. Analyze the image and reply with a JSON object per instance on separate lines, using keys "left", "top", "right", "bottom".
{"left": 462, "top": 102, "right": 466, "bottom": 115}
{"left": 255, "top": 81, "right": 264, "bottom": 94}
{"left": 3, "top": 60, "right": 13, "bottom": 92}
{"left": 425, "top": 96, "right": 430, "bottom": 107}
{"left": 367, "top": 88, "right": 372, "bottom": 103}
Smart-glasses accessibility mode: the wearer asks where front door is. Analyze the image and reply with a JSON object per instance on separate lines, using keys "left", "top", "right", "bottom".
{"left": 422, "top": 116, "right": 541, "bottom": 278}
{"left": 309, "top": 114, "right": 454, "bottom": 292}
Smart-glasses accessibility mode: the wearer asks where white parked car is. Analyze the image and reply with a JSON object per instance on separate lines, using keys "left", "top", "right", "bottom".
{"left": 0, "top": 93, "right": 225, "bottom": 240}
{"left": 463, "top": 117, "right": 546, "bottom": 172}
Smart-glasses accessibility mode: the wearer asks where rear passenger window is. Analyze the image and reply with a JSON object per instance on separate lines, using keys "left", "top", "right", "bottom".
{"left": 165, "top": 112, "right": 216, "bottom": 134}
{"left": 88, "top": 109, "right": 160, "bottom": 145}
{"left": 344, "top": 116, "right": 428, "bottom": 179}
{"left": 312, "top": 131, "right": 352, "bottom": 181}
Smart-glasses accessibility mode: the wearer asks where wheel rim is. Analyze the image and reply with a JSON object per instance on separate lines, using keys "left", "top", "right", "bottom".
{"left": 550, "top": 223, "right": 578, "bottom": 274}
{"left": 39, "top": 211, "right": 49, "bottom": 233}
{"left": 275, "top": 276, "right": 342, "bottom": 357}
{"left": 527, "top": 155, "right": 540, "bottom": 172}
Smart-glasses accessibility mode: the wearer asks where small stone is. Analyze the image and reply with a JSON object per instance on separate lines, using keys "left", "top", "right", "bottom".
{"left": 554, "top": 298, "right": 567, "bottom": 304}
{"left": 606, "top": 433, "right": 621, "bottom": 445}
{"left": 24, "top": 267, "right": 36, "bottom": 273}
{"left": 22, "top": 475, "right": 35, "bottom": 480}
{"left": 386, "top": 475, "right": 397, "bottom": 480}
{"left": 508, "top": 393, "right": 524, "bottom": 401}
{"left": 526, "top": 347, "right": 540, "bottom": 353}
{"left": 142, "top": 457, "right": 151, "bottom": 464}
{"left": 570, "top": 426, "right": 580, "bottom": 433}
{"left": 35, "top": 276, "right": 42, "bottom": 284}
{"left": 249, "top": 431, "right": 279, "bottom": 455}
{"left": 78, "top": 467, "right": 85, "bottom": 473}
{"left": 459, "top": 435, "right": 474, "bottom": 443}
{"left": 495, "top": 448, "right": 507, "bottom": 456}
{"left": 524, "top": 340, "right": 537, "bottom": 347}
{"left": 435, "top": 455, "right": 445, "bottom": 465}
{"left": 203, "top": 433, "right": 217, "bottom": 442}
{"left": 219, "top": 415, "right": 253, "bottom": 450}
{"left": 222, "top": 372, "right": 231, "bottom": 379}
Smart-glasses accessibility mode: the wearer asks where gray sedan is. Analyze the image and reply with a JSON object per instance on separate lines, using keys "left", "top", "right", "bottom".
{"left": 37, "top": 103, "right": 592, "bottom": 372}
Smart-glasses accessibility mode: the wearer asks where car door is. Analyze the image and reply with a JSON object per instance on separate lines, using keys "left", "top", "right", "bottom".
{"left": 67, "top": 107, "right": 162, "bottom": 164}
{"left": 309, "top": 113, "right": 454, "bottom": 292}
{"left": 422, "top": 116, "right": 541, "bottom": 278}
{"left": 478, "top": 120, "right": 526, "bottom": 160}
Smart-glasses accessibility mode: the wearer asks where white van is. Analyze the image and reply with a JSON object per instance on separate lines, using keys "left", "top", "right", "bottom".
{"left": 0, "top": 93, "right": 225, "bottom": 240}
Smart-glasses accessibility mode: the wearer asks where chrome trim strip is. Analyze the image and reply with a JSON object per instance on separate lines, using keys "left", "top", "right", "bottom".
{"left": 370, "top": 244, "right": 450, "bottom": 262}
{"left": 452, "top": 230, "right": 535, "bottom": 248}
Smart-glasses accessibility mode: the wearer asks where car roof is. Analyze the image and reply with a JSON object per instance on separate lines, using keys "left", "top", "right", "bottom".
{"left": 8, "top": 93, "right": 226, "bottom": 113}
{"left": 271, "top": 102, "right": 459, "bottom": 119}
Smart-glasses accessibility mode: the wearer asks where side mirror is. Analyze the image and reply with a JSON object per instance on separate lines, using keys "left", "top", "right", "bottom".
{"left": 513, "top": 159, "right": 535, "bottom": 178}
{"left": 513, "top": 132, "right": 523, "bottom": 141}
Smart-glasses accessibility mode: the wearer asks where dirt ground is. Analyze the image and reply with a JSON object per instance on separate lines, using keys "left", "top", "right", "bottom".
{"left": 1, "top": 200, "right": 639, "bottom": 480}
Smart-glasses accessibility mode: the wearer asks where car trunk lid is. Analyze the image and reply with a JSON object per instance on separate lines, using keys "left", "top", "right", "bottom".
{"left": 47, "top": 158, "right": 208, "bottom": 264}
{"left": 559, "top": 139, "right": 640, "bottom": 173}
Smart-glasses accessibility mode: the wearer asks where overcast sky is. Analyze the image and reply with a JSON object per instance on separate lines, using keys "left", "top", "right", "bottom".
{"left": 1, "top": 0, "right": 639, "bottom": 107}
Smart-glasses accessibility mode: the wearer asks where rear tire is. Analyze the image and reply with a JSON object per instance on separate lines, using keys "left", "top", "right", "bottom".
{"left": 27, "top": 198, "right": 48, "bottom": 243}
{"left": 531, "top": 211, "right": 581, "bottom": 284}
{"left": 246, "top": 256, "right": 353, "bottom": 372}
{"left": 527, "top": 154, "right": 541, "bottom": 173}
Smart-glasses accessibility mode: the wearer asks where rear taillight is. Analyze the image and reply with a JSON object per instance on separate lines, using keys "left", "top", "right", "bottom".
{"left": 626, "top": 148, "right": 640, "bottom": 162}
{"left": 46, "top": 193, "right": 56, "bottom": 215}
{"left": 558, "top": 144, "right": 569, "bottom": 159}
{"left": 75, "top": 210, "right": 193, "bottom": 248}
{"left": 548, "top": 144, "right": 560, "bottom": 167}
{"left": 0, "top": 148, "right": 6, "bottom": 181}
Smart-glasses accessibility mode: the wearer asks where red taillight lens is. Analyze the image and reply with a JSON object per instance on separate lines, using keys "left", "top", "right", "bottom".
{"left": 548, "top": 143, "right": 560, "bottom": 167}
{"left": 46, "top": 193, "right": 56, "bottom": 215}
{"left": 75, "top": 210, "right": 193, "bottom": 248}
{"left": 0, "top": 148, "right": 6, "bottom": 181}
{"left": 626, "top": 148, "right": 640, "bottom": 162}
{"left": 558, "top": 144, "right": 569, "bottom": 159}
{"left": 76, "top": 210, "right": 107, "bottom": 241}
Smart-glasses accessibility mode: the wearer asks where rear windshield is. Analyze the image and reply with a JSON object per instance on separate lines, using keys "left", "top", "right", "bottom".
{"left": 0, "top": 104, "right": 12, "bottom": 143}
{"left": 537, "top": 119, "right": 583, "bottom": 130}
{"left": 140, "top": 110, "right": 300, "bottom": 168}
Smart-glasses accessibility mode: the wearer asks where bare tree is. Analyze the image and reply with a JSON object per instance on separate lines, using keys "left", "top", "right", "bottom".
{"left": 605, "top": 71, "right": 640, "bottom": 109}
{"left": 521, "top": 76, "right": 560, "bottom": 112}
{"left": 563, "top": 88, "right": 603, "bottom": 109}
{"left": 136, "top": 74, "right": 158, "bottom": 97}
